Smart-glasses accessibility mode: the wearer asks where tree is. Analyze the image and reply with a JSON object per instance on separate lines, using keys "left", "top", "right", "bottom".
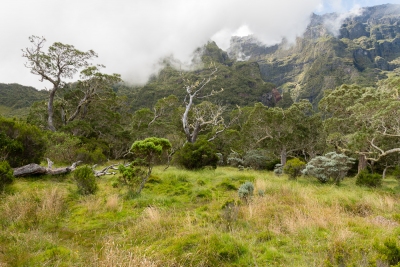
{"left": 22, "top": 36, "right": 120, "bottom": 131}
{"left": 119, "top": 137, "right": 171, "bottom": 195}
{"left": 181, "top": 65, "right": 226, "bottom": 143}
{"left": 61, "top": 66, "right": 121, "bottom": 124}
{"left": 320, "top": 82, "right": 400, "bottom": 173}
{"left": 243, "top": 100, "right": 323, "bottom": 165}
{"left": 319, "top": 84, "right": 373, "bottom": 172}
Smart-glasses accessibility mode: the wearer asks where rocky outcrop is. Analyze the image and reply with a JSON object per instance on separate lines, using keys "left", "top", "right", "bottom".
{"left": 227, "top": 4, "right": 400, "bottom": 104}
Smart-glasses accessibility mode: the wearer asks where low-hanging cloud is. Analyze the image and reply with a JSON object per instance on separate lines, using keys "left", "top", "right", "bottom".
{"left": 1, "top": 0, "right": 352, "bottom": 89}
{"left": 323, "top": 5, "right": 364, "bottom": 36}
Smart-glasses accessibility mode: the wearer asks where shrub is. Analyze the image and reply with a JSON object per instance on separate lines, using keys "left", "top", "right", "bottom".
{"left": 118, "top": 162, "right": 147, "bottom": 195}
{"left": 0, "top": 161, "right": 14, "bottom": 191}
{"left": 238, "top": 181, "right": 254, "bottom": 202}
{"left": 392, "top": 166, "right": 400, "bottom": 180}
{"left": 302, "top": 152, "right": 355, "bottom": 185}
{"left": 0, "top": 116, "right": 46, "bottom": 167}
{"left": 73, "top": 166, "right": 98, "bottom": 195}
{"left": 266, "top": 158, "right": 281, "bottom": 171}
{"left": 243, "top": 150, "right": 268, "bottom": 170}
{"left": 376, "top": 239, "right": 400, "bottom": 266}
{"left": 227, "top": 151, "right": 244, "bottom": 167}
{"left": 216, "top": 152, "right": 224, "bottom": 166}
{"left": 76, "top": 147, "right": 107, "bottom": 164}
{"left": 356, "top": 170, "right": 382, "bottom": 187}
{"left": 274, "top": 164, "right": 283, "bottom": 176}
{"left": 283, "top": 158, "right": 306, "bottom": 180}
{"left": 120, "top": 137, "right": 171, "bottom": 196}
{"left": 44, "top": 131, "right": 81, "bottom": 164}
{"left": 175, "top": 139, "right": 218, "bottom": 170}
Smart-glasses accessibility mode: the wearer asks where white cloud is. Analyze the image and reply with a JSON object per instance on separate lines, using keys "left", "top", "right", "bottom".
{"left": 323, "top": 5, "right": 364, "bottom": 36}
{"left": 1, "top": 0, "right": 369, "bottom": 89}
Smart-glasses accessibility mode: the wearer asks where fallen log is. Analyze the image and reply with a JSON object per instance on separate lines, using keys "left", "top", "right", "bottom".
{"left": 13, "top": 161, "right": 81, "bottom": 177}
{"left": 92, "top": 163, "right": 119, "bottom": 177}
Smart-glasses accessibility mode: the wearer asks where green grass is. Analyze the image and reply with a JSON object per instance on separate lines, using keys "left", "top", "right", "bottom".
{"left": 0, "top": 166, "right": 400, "bottom": 266}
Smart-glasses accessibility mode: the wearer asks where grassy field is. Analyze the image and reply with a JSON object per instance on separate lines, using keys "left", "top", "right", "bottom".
{"left": 0, "top": 166, "right": 399, "bottom": 266}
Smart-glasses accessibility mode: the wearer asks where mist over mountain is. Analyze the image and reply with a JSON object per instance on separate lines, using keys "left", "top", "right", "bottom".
{"left": 228, "top": 3, "right": 400, "bottom": 104}
{"left": 3, "top": 4, "right": 400, "bottom": 112}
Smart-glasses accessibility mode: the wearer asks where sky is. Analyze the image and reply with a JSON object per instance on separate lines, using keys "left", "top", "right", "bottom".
{"left": 1, "top": 0, "right": 400, "bottom": 90}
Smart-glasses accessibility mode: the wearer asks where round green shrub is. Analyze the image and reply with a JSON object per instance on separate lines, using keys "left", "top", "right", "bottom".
{"left": 73, "top": 165, "right": 98, "bottom": 195}
{"left": 283, "top": 158, "right": 306, "bottom": 180}
{"left": 0, "top": 160, "right": 14, "bottom": 191}
{"left": 0, "top": 117, "right": 46, "bottom": 167}
{"left": 175, "top": 139, "right": 218, "bottom": 170}
{"left": 356, "top": 170, "right": 382, "bottom": 188}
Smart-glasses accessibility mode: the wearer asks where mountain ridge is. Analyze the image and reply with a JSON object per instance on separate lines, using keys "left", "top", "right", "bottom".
{"left": 228, "top": 4, "right": 400, "bottom": 104}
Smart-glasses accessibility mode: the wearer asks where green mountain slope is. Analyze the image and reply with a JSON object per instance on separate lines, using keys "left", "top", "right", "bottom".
{"left": 125, "top": 41, "right": 278, "bottom": 111}
{"left": 0, "top": 83, "right": 48, "bottom": 118}
{"left": 228, "top": 4, "right": 400, "bottom": 104}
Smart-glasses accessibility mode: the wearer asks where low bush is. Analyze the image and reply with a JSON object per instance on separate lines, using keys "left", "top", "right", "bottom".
{"left": 273, "top": 164, "right": 283, "bottom": 176}
{"left": 302, "top": 152, "right": 355, "bottom": 185}
{"left": 175, "top": 139, "right": 218, "bottom": 170}
{"left": 0, "top": 160, "right": 14, "bottom": 191}
{"left": 283, "top": 158, "right": 306, "bottom": 180}
{"left": 0, "top": 116, "right": 46, "bottom": 167}
{"left": 243, "top": 150, "right": 268, "bottom": 170}
{"left": 74, "top": 166, "right": 98, "bottom": 195}
{"left": 376, "top": 238, "right": 400, "bottom": 266}
{"left": 238, "top": 181, "right": 254, "bottom": 202}
{"left": 356, "top": 170, "right": 382, "bottom": 188}
{"left": 44, "top": 131, "right": 81, "bottom": 164}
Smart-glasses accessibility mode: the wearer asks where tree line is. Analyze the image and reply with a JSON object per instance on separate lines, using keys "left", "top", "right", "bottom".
{"left": 2, "top": 36, "right": 400, "bottom": 184}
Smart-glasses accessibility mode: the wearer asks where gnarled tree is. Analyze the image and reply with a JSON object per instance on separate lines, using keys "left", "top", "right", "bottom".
{"left": 181, "top": 65, "right": 226, "bottom": 143}
{"left": 22, "top": 36, "right": 102, "bottom": 131}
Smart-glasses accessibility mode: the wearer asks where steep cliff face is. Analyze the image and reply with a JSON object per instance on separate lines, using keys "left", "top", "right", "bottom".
{"left": 228, "top": 4, "right": 400, "bottom": 104}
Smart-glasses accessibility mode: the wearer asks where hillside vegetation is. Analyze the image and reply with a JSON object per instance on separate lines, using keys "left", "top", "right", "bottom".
{"left": 1, "top": 167, "right": 399, "bottom": 266}
{"left": 2, "top": 5, "right": 400, "bottom": 266}
{"left": 230, "top": 4, "right": 400, "bottom": 104}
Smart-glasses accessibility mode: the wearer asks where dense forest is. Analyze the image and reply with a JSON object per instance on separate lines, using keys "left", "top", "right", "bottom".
{"left": 1, "top": 4, "right": 400, "bottom": 266}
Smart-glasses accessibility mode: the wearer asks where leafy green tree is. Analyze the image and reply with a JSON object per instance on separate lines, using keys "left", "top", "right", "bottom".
{"left": 302, "top": 152, "right": 355, "bottom": 185}
{"left": 320, "top": 81, "right": 400, "bottom": 172}
{"left": 22, "top": 36, "right": 121, "bottom": 135}
{"left": 244, "top": 100, "right": 323, "bottom": 165}
{"left": 60, "top": 66, "right": 121, "bottom": 125}
{"left": 119, "top": 137, "right": 171, "bottom": 195}
{"left": 22, "top": 36, "right": 98, "bottom": 131}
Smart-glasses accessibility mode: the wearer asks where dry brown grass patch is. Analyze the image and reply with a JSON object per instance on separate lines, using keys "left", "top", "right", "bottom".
{"left": 105, "top": 194, "right": 122, "bottom": 212}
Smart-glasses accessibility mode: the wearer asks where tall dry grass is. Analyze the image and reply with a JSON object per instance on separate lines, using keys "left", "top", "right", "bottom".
{"left": 0, "top": 187, "right": 66, "bottom": 228}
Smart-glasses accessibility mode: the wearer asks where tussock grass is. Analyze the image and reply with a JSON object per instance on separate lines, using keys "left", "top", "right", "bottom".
{"left": 0, "top": 167, "right": 400, "bottom": 266}
{"left": 105, "top": 194, "right": 122, "bottom": 212}
{"left": 0, "top": 187, "right": 66, "bottom": 228}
